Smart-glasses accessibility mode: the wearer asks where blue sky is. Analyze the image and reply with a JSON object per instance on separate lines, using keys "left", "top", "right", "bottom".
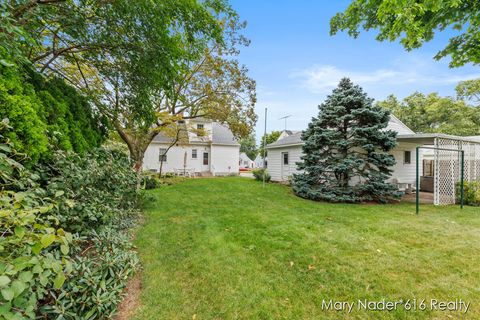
{"left": 229, "top": 0, "right": 480, "bottom": 139}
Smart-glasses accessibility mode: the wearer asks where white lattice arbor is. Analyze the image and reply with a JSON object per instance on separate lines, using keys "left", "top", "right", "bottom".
{"left": 398, "top": 134, "right": 480, "bottom": 206}
{"left": 433, "top": 137, "right": 480, "bottom": 205}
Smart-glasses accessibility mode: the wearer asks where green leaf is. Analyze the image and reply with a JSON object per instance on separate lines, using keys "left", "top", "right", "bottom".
{"left": 55, "top": 190, "right": 65, "bottom": 197}
{"left": 54, "top": 272, "right": 66, "bottom": 289}
{"left": 18, "top": 271, "right": 33, "bottom": 283}
{"left": 40, "top": 234, "right": 56, "bottom": 248}
{"left": 1, "top": 287, "right": 14, "bottom": 301}
{"left": 11, "top": 280, "right": 26, "bottom": 297}
{"left": 14, "top": 226, "right": 25, "bottom": 239}
{"left": 32, "top": 242, "right": 42, "bottom": 255}
{"left": 39, "top": 274, "right": 48, "bottom": 286}
{"left": 60, "top": 244, "right": 69, "bottom": 255}
{"left": 0, "top": 144, "right": 11, "bottom": 153}
{"left": 0, "top": 59, "right": 14, "bottom": 67}
{"left": 0, "top": 276, "right": 10, "bottom": 287}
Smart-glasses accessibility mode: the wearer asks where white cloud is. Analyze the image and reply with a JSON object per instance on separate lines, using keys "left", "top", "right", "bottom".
{"left": 292, "top": 63, "right": 480, "bottom": 95}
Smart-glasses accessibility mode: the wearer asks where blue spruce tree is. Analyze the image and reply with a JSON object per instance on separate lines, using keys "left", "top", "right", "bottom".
{"left": 292, "top": 78, "right": 401, "bottom": 203}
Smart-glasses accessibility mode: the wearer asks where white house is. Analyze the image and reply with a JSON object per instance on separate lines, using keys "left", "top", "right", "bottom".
{"left": 266, "top": 115, "right": 417, "bottom": 184}
{"left": 143, "top": 119, "right": 240, "bottom": 176}
{"left": 253, "top": 154, "right": 266, "bottom": 168}
{"left": 239, "top": 152, "right": 254, "bottom": 169}
{"left": 266, "top": 115, "right": 480, "bottom": 205}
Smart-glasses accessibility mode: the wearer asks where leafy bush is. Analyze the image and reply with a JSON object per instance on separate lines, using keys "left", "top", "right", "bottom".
{"left": 0, "top": 120, "right": 73, "bottom": 319}
{"left": 41, "top": 148, "right": 138, "bottom": 234}
{"left": 457, "top": 181, "right": 480, "bottom": 206}
{"left": 252, "top": 168, "right": 271, "bottom": 182}
{"left": 1, "top": 119, "right": 140, "bottom": 318}
{"left": 0, "top": 52, "right": 106, "bottom": 165}
{"left": 142, "top": 173, "right": 160, "bottom": 190}
{"left": 40, "top": 226, "right": 139, "bottom": 319}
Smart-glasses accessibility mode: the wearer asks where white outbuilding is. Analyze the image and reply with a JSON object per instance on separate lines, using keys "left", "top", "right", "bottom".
{"left": 266, "top": 115, "right": 480, "bottom": 205}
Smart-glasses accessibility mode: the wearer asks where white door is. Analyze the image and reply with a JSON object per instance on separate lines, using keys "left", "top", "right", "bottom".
{"left": 202, "top": 151, "right": 210, "bottom": 172}
{"left": 281, "top": 152, "right": 290, "bottom": 181}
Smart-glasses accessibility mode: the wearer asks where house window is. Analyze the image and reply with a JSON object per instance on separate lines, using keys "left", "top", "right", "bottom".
{"left": 192, "top": 149, "right": 197, "bottom": 159}
{"left": 404, "top": 151, "right": 411, "bottom": 164}
{"left": 197, "top": 124, "right": 204, "bottom": 130}
{"left": 159, "top": 148, "right": 167, "bottom": 162}
{"left": 283, "top": 152, "right": 289, "bottom": 165}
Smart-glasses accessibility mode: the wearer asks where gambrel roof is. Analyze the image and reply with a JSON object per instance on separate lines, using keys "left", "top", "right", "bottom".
{"left": 152, "top": 121, "right": 239, "bottom": 146}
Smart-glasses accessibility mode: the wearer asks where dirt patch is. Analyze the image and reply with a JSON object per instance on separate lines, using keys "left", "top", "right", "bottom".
{"left": 115, "top": 273, "right": 142, "bottom": 320}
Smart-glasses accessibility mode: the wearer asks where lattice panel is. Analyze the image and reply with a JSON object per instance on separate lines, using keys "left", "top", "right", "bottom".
{"left": 434, "top": 138, "right": 480, "bottom": 205}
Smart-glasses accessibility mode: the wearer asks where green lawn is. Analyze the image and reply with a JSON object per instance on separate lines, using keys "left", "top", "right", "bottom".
{"left": 133, "top": 177, "right": 480, "bottom": 319}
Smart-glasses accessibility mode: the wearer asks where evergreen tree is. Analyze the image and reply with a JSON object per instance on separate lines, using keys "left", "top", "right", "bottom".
{"left": 292, "top": 78, "right": 401, "bottom": 203}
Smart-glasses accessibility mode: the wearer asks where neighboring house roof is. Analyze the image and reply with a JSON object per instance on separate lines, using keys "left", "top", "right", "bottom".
{"left": 267, "top": 131, "right": 303, "bottom": 148}
{"left": 397, "top": 133, "right": 480, "bottom": 145}
{"left": 254, "top": 154, "right": 264, "bottom": 162}
{"left": 278, "top": 130, "right": 301, "bottom": 140}
{"left": 388, "top": 114, "right": 415, "bottom": 135}
{"left": 467, "top": 135, "right": 480, "bottom": 142}
{"left": 151, "top": 121, "right": 239, "bottom": 146}
{"left": 267, "top": 115, "right": 416, "bottom": 149}
{"left": 239, "top": 152, "right": 253, "bottom": 161}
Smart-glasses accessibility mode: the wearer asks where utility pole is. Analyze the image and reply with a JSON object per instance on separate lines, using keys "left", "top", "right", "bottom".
{"left": 263, "top": 107, "right": 267, "bottom": 188}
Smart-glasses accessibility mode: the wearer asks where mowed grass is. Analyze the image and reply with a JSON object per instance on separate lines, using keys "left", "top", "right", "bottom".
{"left": 133, "top": 177, "right": 480, "bottom": 320}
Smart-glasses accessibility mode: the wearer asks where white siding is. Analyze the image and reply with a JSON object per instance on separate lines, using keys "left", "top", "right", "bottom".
{"left": 267, "top": 143, "right": 419, "bottom": 184}
{"left": 267, "top": 146, "right": 303, "bottom": 182}
{"left": 388, "top": 143, "right": 421, "bottom": 185}
{"left": 143, "top": 143, "right": 209, "bottom": 173}
{"left": 211, "top": 145, "right": 240, "bottom": 176}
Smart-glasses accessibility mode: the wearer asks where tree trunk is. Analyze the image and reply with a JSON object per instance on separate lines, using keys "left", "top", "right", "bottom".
{"left": 130, "top": 147, "right": 145, "bottom": 191}
{"left": 113, "top": 124, "right": 154, "bottom": 191}
{"left": 159, "top": 159, "right": 164, "bottom": 178}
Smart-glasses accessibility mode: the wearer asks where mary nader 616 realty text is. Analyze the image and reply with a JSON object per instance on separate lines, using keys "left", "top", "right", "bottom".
{"left": 322, "top": 299, "right": 470, "bottom": 314}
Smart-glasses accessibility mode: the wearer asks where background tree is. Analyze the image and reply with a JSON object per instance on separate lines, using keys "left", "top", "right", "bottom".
{"left": 240, "top": 134, "right": 257, "bottom": 160}
{"left": 330, "top": 0, "right": 480, "bottom": 67}
{"left": 456, "top": 79, "right": 480, "bottom": 106}
{"left": 101, "top": 4, "right": 256, "bottom": 182}
{"left": 293, "top": 78, "right": 400, "bottom": 203}
{"left": 3, "top": 0, "right": 257, "bottom": 184}
{"left": 378, "top": 92, "right": 480, "bottom": 135}
{"left": 259, "top": 131, "right": 281, "bottom": 157}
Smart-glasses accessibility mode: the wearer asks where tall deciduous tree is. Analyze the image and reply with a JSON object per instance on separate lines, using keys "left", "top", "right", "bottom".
{"left": 104, "top": 5, "right": 256, "bottom": 180}
{"left": 330, "top": 0, "right": 480, "bottom": 67}
{"left": 4, "top": 0, "right": 257, "bottom": 185}
{"left": 456, "top": 79, "right": 480, "bottom": 106}
{"left": 240, "top": 134, "right": 257, "bottom": 160}
{"left": 378, "top": 92, "right": 480, "bottom": 136}
{"left": 259, "top": 131, "right": 281, "bottom": 157}
{"left": 293, "top": 78, "right": 400, "bottom": 203}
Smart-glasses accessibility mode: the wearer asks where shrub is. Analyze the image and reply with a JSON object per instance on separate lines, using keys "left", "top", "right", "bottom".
{"left": 41, "top": 148, "right": 138, "bottom": 234}
{"left": 142, "top": 173, "right": 160, "bottom": 190}
{"left": 457, "top": 181, "right": 480, "bottom": 206}
{"left": 0, "top": 120, "right": 73, "bottom": 319}
{"left": 252, "top": 168, "right": 271, "bottom": 182}
{"left": 0, "top": 52, "right": 106, "bottom": 165}
{"left": 2, "top": 119, "right": 140, "bottom": 318}
{"left": 40, "top": 226, "right": 139, "bottom": 319}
